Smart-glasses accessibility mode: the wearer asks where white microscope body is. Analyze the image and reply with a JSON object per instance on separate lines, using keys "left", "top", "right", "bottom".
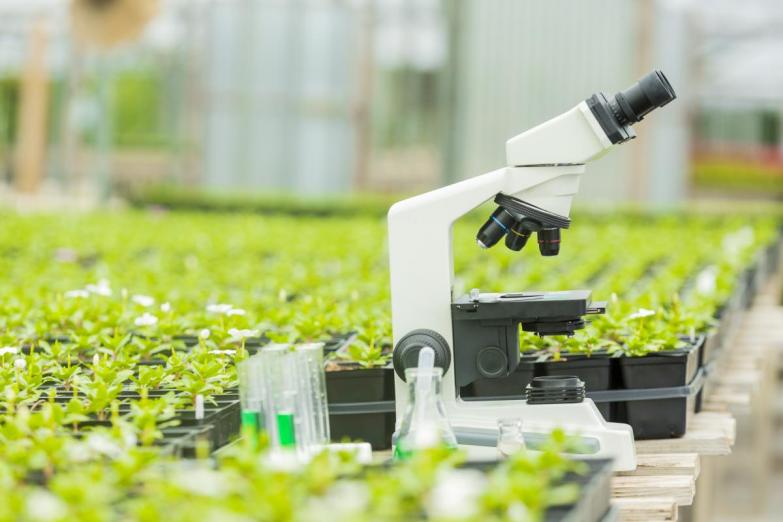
{"left": 388, "top": 71, "right": 676, "bottom": 472}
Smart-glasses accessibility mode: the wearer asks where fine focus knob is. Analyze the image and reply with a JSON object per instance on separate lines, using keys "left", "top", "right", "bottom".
{"left": 393, "top": 329, "right": 451, "bottom": 381}
{"left": 476, "top": 346, "right": 508, "bottom": 378}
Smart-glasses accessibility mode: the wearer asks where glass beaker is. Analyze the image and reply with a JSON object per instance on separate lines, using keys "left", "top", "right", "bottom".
{"left": 394, "top": 367, "right": 457, "bottom": 459}
{"left": 496, "top": 417, "right": 526, "bottom": 458}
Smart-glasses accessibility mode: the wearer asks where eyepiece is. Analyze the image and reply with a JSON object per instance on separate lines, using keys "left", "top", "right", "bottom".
{"left": 537, "top": 228, "right": 561, "bottom": 256}
{"left": 476, "top": 207, "right": 517, "bottom": 249}
{"left": 611, "top": 70, "right": 676, "bottom": 125}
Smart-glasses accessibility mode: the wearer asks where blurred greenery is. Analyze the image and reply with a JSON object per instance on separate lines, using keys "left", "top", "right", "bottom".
{"left": 110, "top": 70, "right": 171, "bottom": 149}
{"left": 124, "top": 185, "right": 402, "bottom": 218}
{"left": 693, "top": 159, "right": 783, "bottom": 196}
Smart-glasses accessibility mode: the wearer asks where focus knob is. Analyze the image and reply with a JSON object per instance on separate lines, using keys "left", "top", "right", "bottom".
{"left": 393, "top": 329, "right": 451, "bottom": 381}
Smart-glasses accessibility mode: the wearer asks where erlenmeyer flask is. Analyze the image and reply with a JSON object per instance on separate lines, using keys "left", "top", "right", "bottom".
{"left": 394, "top": 365, "right": 457, "bottom": 459}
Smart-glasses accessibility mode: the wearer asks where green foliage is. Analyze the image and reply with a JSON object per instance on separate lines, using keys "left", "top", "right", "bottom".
{"left": 0, "top": 207, "right": 777, "bottom": 518}
{"left": 694, "top": 159, "right": 783, "bottom": 196}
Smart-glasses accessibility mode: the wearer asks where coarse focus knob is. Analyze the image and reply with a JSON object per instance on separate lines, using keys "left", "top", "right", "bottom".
{"left": 393, "top": 329, "right": 451, "bottom": 381}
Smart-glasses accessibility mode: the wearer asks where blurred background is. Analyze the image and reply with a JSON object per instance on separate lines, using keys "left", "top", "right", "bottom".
{"left": 0, "top": 0, "right": 781, "bottom": 210}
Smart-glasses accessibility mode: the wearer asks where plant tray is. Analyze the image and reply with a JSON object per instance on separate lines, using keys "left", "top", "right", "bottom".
{"left": 460, "top": 459, "right": 613, "bottom": 522}
{"left": 461, "top": 339, "right": 703, "bottom": 439}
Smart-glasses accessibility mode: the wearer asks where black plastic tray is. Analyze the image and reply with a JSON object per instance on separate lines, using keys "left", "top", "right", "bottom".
{"left": 459, "top": 339, "right": 703, "bottom": 439}
{"left": 460, "top": 458, "right": 613, "bottom": 522}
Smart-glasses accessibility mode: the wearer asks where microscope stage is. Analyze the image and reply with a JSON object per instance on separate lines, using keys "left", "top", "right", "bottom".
{"left": 452, "top": 290, "right": 604, "bottom": 322}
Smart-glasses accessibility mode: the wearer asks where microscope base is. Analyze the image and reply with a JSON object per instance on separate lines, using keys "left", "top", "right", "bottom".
{"left": 447, "top": 398, "right": 637, "bottom": 471}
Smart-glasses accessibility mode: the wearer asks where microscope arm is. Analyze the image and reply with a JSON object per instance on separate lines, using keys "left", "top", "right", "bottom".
{"left": 388, "top": 164, "right": 586, "bottom": 404}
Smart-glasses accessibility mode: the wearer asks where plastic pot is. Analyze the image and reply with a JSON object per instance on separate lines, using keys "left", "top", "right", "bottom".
{"left": 614, "top": 343, "right": 700, "bottom": 439}
{"left": 536, "top": 353, "right": 612, "bottom": 420}
{"left": 326, "top": 365, "right": 395, "bottom": 450}
{"left": 695, "top": 333, "right": 717, "bottom": 413}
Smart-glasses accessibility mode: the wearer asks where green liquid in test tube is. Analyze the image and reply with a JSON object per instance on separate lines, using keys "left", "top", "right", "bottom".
{"left": 241, "top": 410, "right": 261, "bottom": 448}
{"left": 276, "top": 411, "right": 296, "bottom": 447}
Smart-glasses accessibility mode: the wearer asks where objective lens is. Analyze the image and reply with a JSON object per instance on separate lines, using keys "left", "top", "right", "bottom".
{"left": 505, "top": 219, "right": 534, "bottom": 251}
{"left": 611, "top": 70, "right": 676, "bottom": 125}
{"left": 537, "top": 228, "right": 561, "bottom": 256}
{"left": 476, "top": 207, "right": 517, "bottom": 249}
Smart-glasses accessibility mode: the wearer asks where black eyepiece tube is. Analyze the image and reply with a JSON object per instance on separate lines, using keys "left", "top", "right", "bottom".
{"left": 611, "top": 70, "right": 676, "bottom": 125}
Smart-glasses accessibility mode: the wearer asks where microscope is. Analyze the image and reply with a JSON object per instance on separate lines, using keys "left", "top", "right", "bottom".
{"left": 388, "top": 71, "right": 675, "bottom": 471}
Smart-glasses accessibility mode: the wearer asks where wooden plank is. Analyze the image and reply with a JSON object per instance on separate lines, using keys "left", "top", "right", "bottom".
{"left": 612, "top": 475, "right": 694, "bottom": 505}
{"left": 616, "top": 453, "right": 699, "bottom": 478}
{"left": 14, "top": 21, "right": 49, "bottom": 194}
{"left": 613, "top": 497, "right": 677, "bottom": 522}
{"left": 635, "top": 412, "right": 735, "bottom": 455}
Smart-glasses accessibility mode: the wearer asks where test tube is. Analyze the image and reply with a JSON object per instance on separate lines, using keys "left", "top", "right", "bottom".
{"left": 295, "top": 343, "right": 330, "bottom": 451}
{"left": 259, "top": 344, "right": 300, "bottom": 451}
{"left": 238, "top": 355, "right": 265, "bottom": 448}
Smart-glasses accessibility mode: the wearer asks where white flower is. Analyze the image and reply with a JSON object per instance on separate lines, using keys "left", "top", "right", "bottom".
{"left": 92, "top": 353, "right": 100, "bottom": 367}
{"left": 132, "top": 294, "right": 155, "bottom": 307}
{"left": 427, "top": 468, "right": 487, "bottom": 520}
{"left": 303, "top": 481, "right": 369, "bottom": 519}
{"left": 65, "top": 289, "right": 89, "bottom": 299}
{"left": 722, "top": 226, "right": 755, "bottom": 258}
{"left": 199, "top": 328, "right": 211, "bottom": 340}
{"left": 86, "top": 433, "right": 123, "bottom": 459}
{"left": 0, "top": 346, "right": 18, "bottom": 356}
{"left": 171, "top": 468, "right": 229, "bottom": 498}
{"left": 86, "top": 279, "right": 112, "bottom": 297}
{"left": 228, "top": 328, "right": 260, "bottom": 341}
{"left": 134, "top": 313, "right": 159, "bottom": 327}
{"left": 65, "top": 440, "right": 92, "bottom": 463}
{"left": 206, "top": 303, "right": 246, "bottom": 316}
{"left": 54, "top": 248, "right": 78, "bottom": 263}
{"left": 628, "top": 308, "right": 656, "bottom": 320}
{"left": 160, "top": 302, "right": 171, "bottom": 313}
{"left": 25, "top": 489, "right": 67, "bottom": 522}
{"left": 206, "top": 303, "right": 233, "bottom": 314}
{"left": 122, "top": 429, "right": 138, "bottom": 448}
{"left": 208, "top": 349, "right": 236, "bottom": 356}
{"left": 14, "top": 358, "right": 27, "bottom": 370}
{"left": 696, "top": 266, "right": 718, "bottom": 296}
{"left": 507, "top": 501, "right": 531, "bottom": 522}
